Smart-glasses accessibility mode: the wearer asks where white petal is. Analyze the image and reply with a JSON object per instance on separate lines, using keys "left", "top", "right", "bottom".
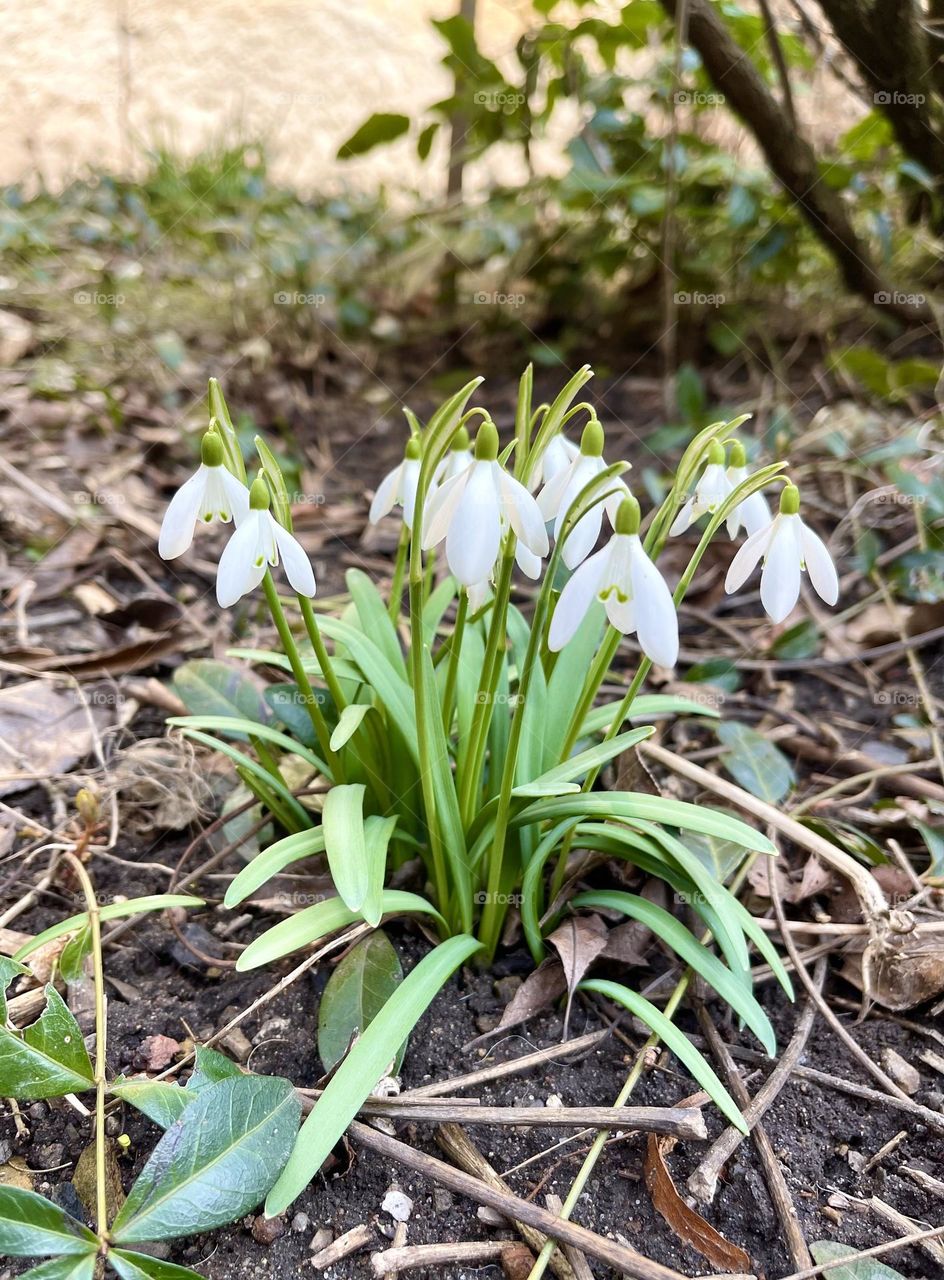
{"left": 548, "top": 547, "right": 608, "bottom": 651}
{"left": 467, "top": 578, "right": 492, "bottom": 611}
{"left": 497, "top": 466, "right": 549, "bottom": 558}
{"left": 760, "top": 515, "right": 802, "bottom": 623}
{"left": 799, "top": 520, "right": 839, "bottom": 606}
{"left": 273, "top": 521, "right": 317, "bottom": 598}
{"left": 369, "top": 463, "right": 402, "bottom": 525}
{"left": 218, "top": 467, "right": 251, "bottom": 525}
{"left": 604, "top": 593, "right": 635, "bottom": 633}
{"left": 669, "top": 496, "right": 696, "bottom": 537}
{"left": 628, "top": 537, "right": 678, "bottom": 667}
{"left": 603, "top": 476, "right": 630, "bottom": 527}
{"left": 563, "top": 504, "right": 603, "bottom": 569}
{"left": 216, "top": 511, "right": 268, "bottom": 607}
{"left": 515, "top": 542, "right": 542, "bottom": 579}
{"left": 400, "top": 458, "right": 421, "bottom": 530}
{"left": 422, "top": 466, "right": 471, "bottom": 549}
{"left": 699, "top": 463, "right": 732, "bottom": 510}
{"left": 158, "top": 469, "right": 207, "bottom": 559}
{"left": 740, "top": 489, "right": 771, "bottom": 538}
{"left": 537, "top": 456, "right": 577, "bottom": 520}
{"left": 725, "top": 519, "right": 774, "bottom": 594}
{"left": 446, "top": 461, "right": 502, "bottom": 585}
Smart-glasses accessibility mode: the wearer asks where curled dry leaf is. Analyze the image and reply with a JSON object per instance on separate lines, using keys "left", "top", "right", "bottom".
{"left": 547, "top": 915, "right": 609, "bottom": 1037}
{"left": 644, "top": 1132, "right": 751, "bottom": 1274}
{"left": 465, "top": 958, "right": 567, "bottom": 1048}
{"left": 0, "top": 681, "right": 115, "bottom": 797}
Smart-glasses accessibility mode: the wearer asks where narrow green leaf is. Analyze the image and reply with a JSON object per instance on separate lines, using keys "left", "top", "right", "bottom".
{"left": 0, "top": 1186, "right": 97, "bottom": 1256}
{"left": 224, "top": 829, "right": 326, "bottom": 908}
{"left": 581, "top": 979, "right": 746, "bottom": 1131}
{"left": 110, "top": 1250, "right": 207, "bottom": 1280}
{"left": 323, "top": 783, "right": 369, "bottom": 913}
{"left": 514, "top": 727, "right": 654, "bottom": 797}
{"left": 361, "top": 816, "right": 398, "bottom": 927}
{"left": 330, "top": 703, "right": 372, "bottom": 751}
{"left": 338, "top": 112, "right": 410, "bottom": 159}
{"left": 266, "top": 935, "right": 482, "bottom": 1214}
{"left": 173, "top": 729, "right": 311, "bottom": 830}
{"left": 59, "top": 924, "right": 92, "bottom": 983}
{"left": 581, "top": 693, "right": 720, "bottom": 736}
{"left": 111, "top": 1076, "right": 300, "bottom": 1243}
{"left": 544, "top": 603, "right": 604, "bottom": 765}
{"left": 574, "top": 891, "right": 776, "bottom": 1055}
{"left": 316, "top": 618, "right": 419, "bottom": 761}
{"left": 419, "top": 644, "right": 470, "bottom": 914}
{"left": 318, "top": 931, "right": 404, "bottom": 1073}
{"left": 347, "top": 568, "right": 407, "bottom": 677}
{"left": 236, "top": 892, "right": 446, "bottom": 970}
{"left": 13, "top": 897, "right": 204, "bottom": 963}
{"left": 168, "top": 716, "right": 326, "bottom": 773}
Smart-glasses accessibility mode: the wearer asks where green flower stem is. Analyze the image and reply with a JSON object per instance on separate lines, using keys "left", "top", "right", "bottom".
{"left": 458, "top": 546, "right": 516, "bottom": 829}
{"left": 441, "top": 591, "right": 468, "bottom": 732}
{"left": 387, "top": 523, "right": 410, "bottom": 623}
{"left": 261, "top": 574, "right": 341, "bottom": 780}
{"left": 298, "top": 595, "right": 347, "bottom": 714}
{"left": 559, "top": 626, "right": 621, "bottom": 762}
{"left": 64, "top": 852, "right": 108, "bottom": 1248}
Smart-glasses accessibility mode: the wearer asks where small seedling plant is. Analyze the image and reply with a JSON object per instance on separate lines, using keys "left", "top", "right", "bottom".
{"left": 0, "top": 858, "right": 307, "bottom": 1277}
{"left": 155, "top": 367, "right": 838, "bottom": 1215}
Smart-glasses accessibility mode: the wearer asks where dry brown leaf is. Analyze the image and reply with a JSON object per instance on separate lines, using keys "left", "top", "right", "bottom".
{"left": 73, "top": 1139, "right": 124, "bottom": 1223}
{"left": 0, "top": 1157, "right": 33, "bottom": 1190}
{"left": 0, "top": 681, "right": 114, "bottom": 796}
{"left": 601, "top": 919, "right": 651, "bottom": 967}
{"left": 645, "top": 1133, "right": 751, "bottom": 1274}
{"left": 547, "top": 915, "right": 609, "bottom": 1036}
{"left": 465, "top": 958, "right": 567, "bottom": 1047}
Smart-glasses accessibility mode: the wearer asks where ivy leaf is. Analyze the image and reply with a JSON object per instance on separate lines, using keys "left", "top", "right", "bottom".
{"left": 110, "top": 1075, "right": 300, "bottom": 1243}
{"left": 0, "top": 962, "right": 95, "bottom": 1099}
{"left": 318, "top": 931, "right": 404, "bottom": 1074}
{"left": 717, "top": 722, "right": 794, "bottom": 803}
{"left": 109, "top": 1249, "right": 207, "bottom": 1280}
{"left": 0, "top": 1185, "right": 97, "bottom": 1256}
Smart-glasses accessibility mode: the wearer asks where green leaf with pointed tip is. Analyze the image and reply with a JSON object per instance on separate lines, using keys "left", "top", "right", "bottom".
{"left": 111, "top": 1075, "right": 300, "bottom": 1243}
{"left": 186, "top": 1045, "right": 243, "bottom": 1093}
{"left": 110, "top": 1250, "right": 207, "bottom": 1280}
{"left": 580, "top": 693, "right": 720, "bottom": 736}
{"left": 59, "top": 924, "right": 92, "bottom": 983}
{"left": 514, "top": 727, "right": 654, "bottom": 797}
{"left": 0, "top": 955, "right": 29, "bottom": 1021}
{"left": 266, "top": 935, "right": 482, "bottom": 1214}
{"left": 111, "top": 1077, "right": 192, "bottom": 1129}
{"left": 236, "top": 891, "right": 446, "bottom": 971}
{"left": 13, "top": 897, "right": 204, "bottom": 964}
{"left": 717, "top": 721, "right": 794, "bottom": 803}
{"left": 322, "top": 783, "right": 369, "bottom": 913}
{"left": 581, "top": 979, "right": 746, "bottom": 1131}
{"left": 172, "top": 660, "right": 270, "bottom": 738}
{"left": 19, "top": 1255, "right": 96, "bottom": 1280}
{"left": 0, "top": 1186, "right": 97, "bottom": 1256}
{"left": 0, "top": 973, "right": 94, "bottom": 1098}
{"left": 330, "top": 703, "right": 372, "bottom": 752}
{"left": 318, "top": 930, "right": 404, "bottom": 1073}
{"left": 361, "top": 816, "right": 398, "bottom": 927}
{"left": 224, "top": 827, "right": 327, "bottom": 908}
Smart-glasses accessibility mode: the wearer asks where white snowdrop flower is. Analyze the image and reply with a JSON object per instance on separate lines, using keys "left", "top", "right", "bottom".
{"left": 724, "top": 483, "right": 839, "bottom": 624}
{"left": 549, "top": 496, "right": 678, "bottom": 667}
{"left": 433, "top": 426, "right": 473, "bottom": 486}
{"left": 725, "top": 442, "right": 771, "bottom": 539}
{"left": 537, "top": 420, "right": 627, "bottom": 569}
{"left": 158, "top": 433, "right": 250, "bottom": 560}
{"left": 670, "top": 439, "right": 734, "bottom": 536}
{"left": 216, "top": 477, "right": 316, "bottom": 608}
{"left": 369, "top": 437, "right": 422, "bottom": 530}
{"left": 529, "top": 432, "right": 580, "bottom": 491}
{"left": 421, "top": 421, "right": 548, "bottom": 588}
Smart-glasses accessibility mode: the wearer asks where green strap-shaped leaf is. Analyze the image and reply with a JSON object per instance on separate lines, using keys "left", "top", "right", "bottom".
{"left": 168, "top": 716, "right": 326, "bottom": 774}
{"left": 110, "top": 1250, "right": 207, "bottom": 1280}
{"left": 323, "top": 783, "right": 369, "bottom": 913}
{"left": 580, "top": 693, "right": 719, "bottom": 737}
{"left": 0, "top": 983, "right": 94, "bottom": 1099}
{"left": 574, "top": 891, "right": 776, "bottom": 1055}
{"left": 13, "top": 897, "right": 204, "bottom": 963}
{"left": 329, "top": 703, "right": 372, "bottom": 752}
{"left": 236, "top": 892, "right": 446, "bottom": 971}
{"left": 513, "top": 727, "right": 655, "bottom": 797}
{"left": 19, "top": 1255, "right": 96, "bottom": 1280}
{"left": 173, "top": 729, "right": 312, "bottom": 831}
{"left": 224, "top": 829, "right": 326, "bottom": 908}
{"left": 0, "top": 1186, "right": 97, "bottom": 1256}
{"left": 316, "top": 618, "right": 419, "bottom": 761}
{"left": 111, "top": 1075, "right": 300, "bottom": 1243}
{"left": 347, "top": 568, "right": 407, "bottom": 678}
{"left": 581, "top": 979, "right": 746, "bottom": 1132}
{"left": 266, "top": 934, "right": 482, "bottom": 1215}
{"left": 361, "top": 816, "right": 398, "bottom": 928}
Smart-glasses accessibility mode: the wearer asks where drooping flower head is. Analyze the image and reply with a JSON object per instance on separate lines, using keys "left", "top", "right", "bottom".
{"left": 369, "top": 436, "right": 422, "bottom": 530}
{"left": 725, "top": 441, "right": 771, "bottom": 539}
{"left": 725, "top": 483, "right": 839, "bottom": 623}
{"left": 158, "top": 432, "right": 250, "bottom": 560}
{"left": 216, "top": 476, "right": 316, "bottom": 608}
{"left": 529, "top": 431, "right": 580, "bottom": 492}
{"left": 670, "top": 438, "right": 733, "bottom": 536}
{"left": 549, "top": 495, "right": 679, "bottom": 668}
{"left": 538, "top": 419, "right": 628, "bottom": 569}
{"left": 422, "top": 419, "right": 548, "bottom": 588}
{"left": 433, "top": 426, "right": 473, "bottom": 486}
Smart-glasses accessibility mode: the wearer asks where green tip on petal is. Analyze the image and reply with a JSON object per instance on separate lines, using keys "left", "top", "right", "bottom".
{"left": 201, "top": 432, "right": 225, "bottom": 468}
{"left": 452, "top": 426, "right": 470, "bottom": 452}
{"left": 249, "top": 476, "right": 271, "bottom": 511}
{"left": 729, "top": 440, "right": 747, "bottom": 469}
{"left": 780, "top": 483, "right": 800, "bottom": 515}
{"left": 615, "top": 494, "right": 641, "bottom": 536}
{"left": 707, "top": 438, "right": 726, "bottom": 466}
{"left": 474, "top": 420, "right": 499, "bottom": 461}
{"left": 405, "top": 437, "right": 422, "bottom": 460}
{"left": 580, "top": 418, "right": 604, "bottom": 457}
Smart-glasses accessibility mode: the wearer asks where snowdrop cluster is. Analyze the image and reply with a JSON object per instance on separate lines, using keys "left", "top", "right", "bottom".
{"left": 158, "top": 408, "right": 839, "bottom": 656}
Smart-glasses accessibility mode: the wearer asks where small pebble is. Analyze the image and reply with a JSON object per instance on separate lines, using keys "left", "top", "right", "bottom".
{"left": 381, "top": 1186, "right": 413, "bottom": 1222}
{"left": 251, "top": 1214, "right": 285, "bottom": 1245}
{"left": 291, "top": 1212, "right": 310, "bottom": 1233}
{"left": 881, "top": 1047, "right": 921, "bottom": 1095}
{"left": 309, "top": 1228, "right": 333, "bottom": 1252}
{"left": 433, "top": 1189, "right": 454, "bottom": 1212}
{"left": 545, "top": 1094, "right": 563, "bottom": 1108}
